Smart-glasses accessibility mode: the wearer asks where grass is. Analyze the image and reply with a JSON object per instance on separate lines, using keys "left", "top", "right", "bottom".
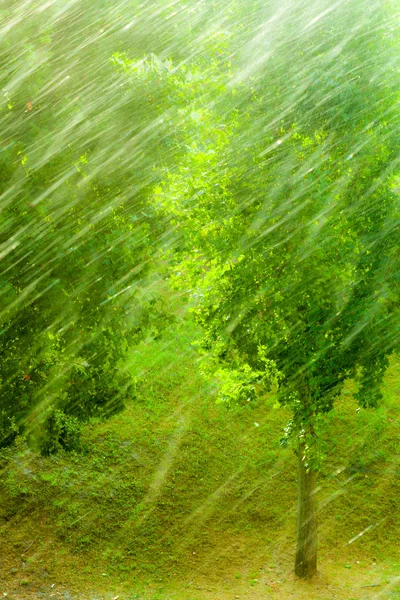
{"left": 0, "top": 314, "right": 400, "bottom": 599}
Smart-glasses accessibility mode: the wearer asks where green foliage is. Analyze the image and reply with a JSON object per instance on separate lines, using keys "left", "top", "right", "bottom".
{"left": 40, "top": 409, "right": 83, "bottom": 456}
{"left": 0, "top": 1, "right": 180, "bottom": 448}
{"left": 0, "top": 155, "right": 146, "bottom": 445}
{"left": 149, "top": 2, "right": 400, "bottom": 465}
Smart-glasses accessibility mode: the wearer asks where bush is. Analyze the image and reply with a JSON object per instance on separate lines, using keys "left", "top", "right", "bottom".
{"left": 40, "top": 409, "right": 83, "bottom": 456}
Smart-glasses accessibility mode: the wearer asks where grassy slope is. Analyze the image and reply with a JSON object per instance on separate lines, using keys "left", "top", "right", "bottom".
{"left": 0, "top": 315, "right": 400, "bottom": 599}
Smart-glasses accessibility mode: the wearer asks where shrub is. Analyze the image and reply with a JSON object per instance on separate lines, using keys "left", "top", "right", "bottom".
{"left": 40, "top": 409, "right": 83, "bottom": 456}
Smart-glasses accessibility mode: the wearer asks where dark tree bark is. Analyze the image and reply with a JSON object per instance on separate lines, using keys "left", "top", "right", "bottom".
{"left": 295, "top": 438, "right": 317, "bottom": 579}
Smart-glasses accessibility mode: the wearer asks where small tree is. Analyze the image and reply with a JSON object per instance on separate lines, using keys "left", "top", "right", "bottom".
{"left": 152, "top": 11, "right": 400, "bottom": 576}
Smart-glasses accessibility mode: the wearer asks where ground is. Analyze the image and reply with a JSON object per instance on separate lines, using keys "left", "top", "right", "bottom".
{"left": 1, "top": 544, "right": 400, "bottom": 599}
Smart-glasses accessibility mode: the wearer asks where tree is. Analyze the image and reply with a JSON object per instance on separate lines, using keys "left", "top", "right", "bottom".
{"left": 152, "top": 3, "right": 400, "bottom": 578}
{"left": 0, "top": 0, "right": 177, "bottom": 450}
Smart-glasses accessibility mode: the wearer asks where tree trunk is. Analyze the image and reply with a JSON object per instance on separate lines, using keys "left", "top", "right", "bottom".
{"left": 295, "top": 439, "right": 317, "bottom": 579}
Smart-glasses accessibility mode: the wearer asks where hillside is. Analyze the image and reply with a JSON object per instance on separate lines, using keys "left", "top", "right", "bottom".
{"left": 1, "top": 317, "right": 400, "bottom": 599}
